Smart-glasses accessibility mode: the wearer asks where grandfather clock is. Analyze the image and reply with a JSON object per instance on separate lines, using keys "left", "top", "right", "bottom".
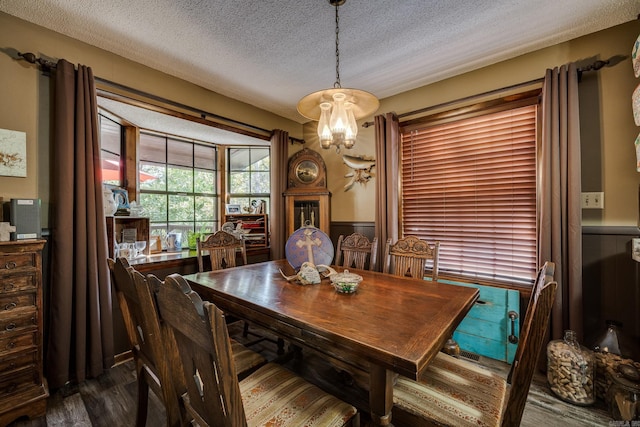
{"left": 284, "top": 148, "right": 331, "bottom": 237}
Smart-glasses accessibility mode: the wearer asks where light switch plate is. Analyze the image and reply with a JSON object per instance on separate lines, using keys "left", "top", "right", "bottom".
{"left": 633, "top": 238, "right": 640, "bottom": 262}
{"left": 581, "top": 192, "right": 604, "bottom": 209}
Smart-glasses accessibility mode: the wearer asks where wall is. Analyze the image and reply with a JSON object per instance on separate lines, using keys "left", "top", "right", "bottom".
{"left": 306, "top": 21, "right": 640, "bottom": 228}
{"left": 2, "top": 12, "right": 639, "bottom": 351}
{"left": 3, "top": 13, "right": 638, "bottom": 227}
{"left": 583, "top": 226, "right": 640, "bottom": 353}
{"left": 0, "top": 12, "right": 303, "bottom": 227}
{"left": 307, "top": 20, "right": 640, "bottom": 348}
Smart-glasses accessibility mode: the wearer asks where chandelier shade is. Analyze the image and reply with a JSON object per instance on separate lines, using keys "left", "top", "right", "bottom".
{"left": 296, "top": 0, "right": 379, "bottom": 152}
{"left": 297, "top": 88, "right": 379, "bottom": 122}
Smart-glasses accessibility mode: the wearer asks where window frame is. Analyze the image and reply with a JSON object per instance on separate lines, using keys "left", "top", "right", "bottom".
{"left": 98, "top": 113, "right": 273, "bottom": 248}
{"left": 226, "top": 146, "right": 271, "bottom": 216}
{"left": 137, "top": 131, "right": 220, "bottom": 239}
{"left": 98, "top": 113, "right": 124, "bottom": 186}
{"left": 399, "top": 90, "right": 541, "bottom": 287}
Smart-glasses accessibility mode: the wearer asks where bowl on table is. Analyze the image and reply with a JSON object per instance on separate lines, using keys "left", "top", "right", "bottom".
{"left": 330, "top": 270, "right": 363, "bottom": 294}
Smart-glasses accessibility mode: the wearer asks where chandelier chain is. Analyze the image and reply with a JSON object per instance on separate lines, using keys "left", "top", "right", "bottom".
{"left": 334, "top": 2, "right": 341, "bottom": 89}
{"left": 296, "top": 0, "right": 378, "bottom": 153}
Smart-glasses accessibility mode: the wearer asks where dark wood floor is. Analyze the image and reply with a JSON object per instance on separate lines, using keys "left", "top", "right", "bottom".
{"left": 8, "top": 322, "right": 614, "bottom": 427}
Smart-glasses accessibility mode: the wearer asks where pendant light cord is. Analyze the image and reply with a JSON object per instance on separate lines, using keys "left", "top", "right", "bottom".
{"left": 334, "top": 2, "right": 341, "bottom": 89}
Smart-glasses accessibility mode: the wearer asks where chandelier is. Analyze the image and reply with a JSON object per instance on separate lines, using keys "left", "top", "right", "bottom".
{"left": 297, "top": 0, "right": 379, "bottom": 152}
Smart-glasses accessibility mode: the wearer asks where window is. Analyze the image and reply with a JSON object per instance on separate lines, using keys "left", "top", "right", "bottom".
{"left": 400, "top": 96, "right": 539, "bottom": 285}
{"left": 99, "top": 114, "right": 122, "bottom": 186}
{"left": 138, "top": 132, "right": 218, "bottom": 239}
{"left": 97, "top": 96, "right": 272, "bottom": 250}
{"left": 227, "top": 147, "right": 270, "bottom": 215}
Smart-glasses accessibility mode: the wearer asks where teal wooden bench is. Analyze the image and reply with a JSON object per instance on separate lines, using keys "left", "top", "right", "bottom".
{"left": 434, "top": 278, "right": 520, "bottom": 363}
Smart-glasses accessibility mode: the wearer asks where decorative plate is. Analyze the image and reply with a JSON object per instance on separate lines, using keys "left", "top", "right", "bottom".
{"left": 633, "top": 83, "right": 640, "bottom": 126}
{"left": 633, "top": 33, "right": 640, "bottom": 78}
{"left": 285, "top": 225, "right": 334, "bottom": 270}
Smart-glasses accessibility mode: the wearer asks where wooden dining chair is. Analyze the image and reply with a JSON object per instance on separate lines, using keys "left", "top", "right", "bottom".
{"left": 335, "top": 233, "right": 378, "bottom": 271}
{"left": 154, "top": 272, "right": 360, "bottom": 427}
{"left": 109, "top": 257, "right": 266, "bottom": 427}
{"left": 197, "top": 229, "right": 285, "bottom": 353}
{"left": 197, "top": 229, "right": 247, "bottom": 331}
{"left": 383, "top": 235, "right": 440, "bottom": 280}
{"left": 108, "top": 257, "right": 182, "bottom": 427}
{"left": 196, "top": 229, "right": 247, "bottom": 272}
{"left": 392, "top": 261, "right": 557, "bottom": 427}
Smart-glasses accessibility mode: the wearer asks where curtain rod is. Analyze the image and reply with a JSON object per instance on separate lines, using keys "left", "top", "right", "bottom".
{"left": 576, "top": 58, "right": 610, "bottom": 81}
{"left": 362, "top": 77, "right": 544, "bottom": 128}
{"left": 16, "top": 51, "right": 305, "bottom": 145}
{"left": 362, "top": 56, "right": 615, "bottom": 128}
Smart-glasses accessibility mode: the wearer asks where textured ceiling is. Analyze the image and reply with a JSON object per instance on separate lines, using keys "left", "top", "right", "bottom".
{"left": 1, "top": 0, "right": 638, "bottom": 126}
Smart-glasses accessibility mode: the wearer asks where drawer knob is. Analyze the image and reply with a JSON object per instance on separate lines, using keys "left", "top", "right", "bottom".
{"left": 7, "top": 341, "right": 16, "bottom": 349}
{"left": 4, "top": 302, "right": 17, "bottom": 311}
{"left": 4, "top": 261, "right": 17, "bottom": 270}
{"left": 5, "top": 382, "right": 17, "bottom": 393}
{"left": 4, "top": 283, "right": 15, "bottom": 291}
{"left": 5, "top": 322, "right": 16, "bottom": 331}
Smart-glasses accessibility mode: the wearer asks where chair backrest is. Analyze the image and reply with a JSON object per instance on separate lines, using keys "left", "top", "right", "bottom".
{"left": 108, "top": 257, "right": 139, "bottom": 351}
{"left": 154, "top": 273, "right": 247, "bottom": 427}
{"left": 501, "top": 271, "right": 557, "bottom": 426}
{"left": 382, "top": 235, "right": 440, "bottom": 280}
{"left": 197, "top": 230, "right": 247, "bottom": 272}
{"left": 506, "top": 261, "right": 555, "bottom": 384}
{"left": 109, "top": 257, "right": 158, "bottom": 364}
{"left": 335, "top": 233, "right": 378, "bottom": 271}
{"left": 131, "top": 270, "right": 184, "bottom": 427}
{"left": 108, "top": 257, "right": 182, "bottom": 426}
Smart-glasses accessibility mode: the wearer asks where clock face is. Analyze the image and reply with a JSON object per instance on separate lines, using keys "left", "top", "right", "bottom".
{"left": 287, "top": 148, "right": 326, "bottom": 189}
{"left": 295, "top": 160, "right": 319, "bottom": 184}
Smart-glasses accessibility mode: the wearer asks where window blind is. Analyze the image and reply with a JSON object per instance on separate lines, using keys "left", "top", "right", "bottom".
{"left": 400, "top": 104, "right": 538, "bottom": 285}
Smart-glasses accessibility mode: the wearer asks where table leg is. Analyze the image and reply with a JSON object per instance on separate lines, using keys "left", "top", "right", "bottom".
{"left": 369, "top": 365, "right": 394, "bottom": 426}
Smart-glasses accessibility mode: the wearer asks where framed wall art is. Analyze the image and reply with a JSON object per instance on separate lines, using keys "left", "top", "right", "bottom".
{"left": 0, "top": 129, "right": 27, "bottom": 177}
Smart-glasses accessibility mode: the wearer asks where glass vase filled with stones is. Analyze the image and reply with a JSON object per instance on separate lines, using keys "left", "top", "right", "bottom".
{"left": 547, "top": 329, "right": 596, "bottom": 405}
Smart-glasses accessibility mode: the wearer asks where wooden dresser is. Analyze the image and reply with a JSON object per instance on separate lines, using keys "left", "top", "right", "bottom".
{"left": 0, "top": 240, "right": 48, "bottom": 425}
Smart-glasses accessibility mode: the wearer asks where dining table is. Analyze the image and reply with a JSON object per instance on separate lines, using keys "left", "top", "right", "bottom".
{"left": 183, "top": 259, "right": 479, "bottom": 426}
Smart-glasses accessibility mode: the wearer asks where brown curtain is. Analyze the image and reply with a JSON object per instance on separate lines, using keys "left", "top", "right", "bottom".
{"left": 46, "top": 59, "right": 114, "bottom": 389}
{"left": 270, "top": 129, "right": 289, "bottom": 260}
{"left": 539, "top": 64, "right": 583, "bottom": 341}
{"left": 374, "top": 112, "right": 400, "bottom": 270}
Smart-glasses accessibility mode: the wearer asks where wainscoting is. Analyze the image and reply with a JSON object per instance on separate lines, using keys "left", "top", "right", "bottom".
{"left": 582, "top": 226, "right": 640, "bottom": 356}
{"left": 330, "top": 221, "right": 376, "bottom": 247}
{"left": 39, "top": 223, "right": 640, "bottom": 373}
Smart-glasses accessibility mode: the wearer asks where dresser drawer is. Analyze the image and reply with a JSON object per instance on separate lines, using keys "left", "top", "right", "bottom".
{"left": 0, "top": 309, "right": 37, "bottom": 335}
{"left": 0, "top": 350, "right": 37, "bottom": 373}
{"left": 0, "top": 331, "right": 36, "bottom": 355}
{"left": 0, "top": 240, "right": 46, "bottom": 423}
{"left": 0, "top": 274, "right": 36, "bottom": 294}
{"left": 0, "top": 253, "right": 36, "bottom": 273}
{"left": 0, "top": 293, "right": 36, "bottom": 313}
{"left": 0, "top": 366, "right": 39, "bottom": 397}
